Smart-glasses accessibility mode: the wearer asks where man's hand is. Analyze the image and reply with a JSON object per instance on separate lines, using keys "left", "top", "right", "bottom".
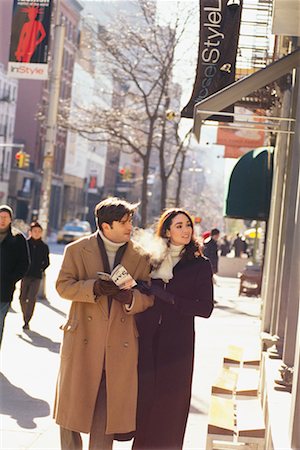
{"left": 113, "top": 289, "right": 133, "bottom": 305}
{"left": 93, "top": 279, "right": 120, "bottom": 297}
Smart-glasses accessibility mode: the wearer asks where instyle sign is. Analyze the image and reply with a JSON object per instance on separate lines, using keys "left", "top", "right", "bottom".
{"left": 8, "top": 0, "right": 52, "bottom": 80}
{"left": 181, "top": 0, "right": 243, "bottom": 121}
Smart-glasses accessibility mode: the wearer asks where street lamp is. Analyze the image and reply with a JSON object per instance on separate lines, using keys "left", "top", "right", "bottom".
{"left": 38, "top": 0, "right": 65, "bottom": 239}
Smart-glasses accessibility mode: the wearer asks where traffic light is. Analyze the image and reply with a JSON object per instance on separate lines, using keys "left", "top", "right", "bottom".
{"left": 166, "top": 109, "right": 176, "bottom": 120}
{"left": 23, "top": 152, "right": 30, "bottom": 168}
{"left": 15, "top": 151, "right": 24, "bottom": 168}
{"left": 119, "top": 167, "right": 132, "bottom": 181}
{"left": 119, "top": 168, "right": 125, "bottom": 178}
{"left": 15, "top": 151, "right": 30, "bottom": 169}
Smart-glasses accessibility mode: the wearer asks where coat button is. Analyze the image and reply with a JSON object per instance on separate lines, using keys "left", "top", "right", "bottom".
{"left": 124, "top": 342, "right": 129, "bottom": 348}
{"left": 88, "top": 316, "right": 92, "bottom": 321}
{"left": 83, "top": 339, "right": 88, "bottom": 344}
{"left": 121, "top": 317, "right": 125, "bottom": 323}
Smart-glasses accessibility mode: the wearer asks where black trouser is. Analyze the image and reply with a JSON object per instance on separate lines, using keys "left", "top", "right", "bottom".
{"left": 19, "top": 276, "right": 41, "bottom": 325}
{"left": 0, "top": 302, "right": 10, "bottom": 347}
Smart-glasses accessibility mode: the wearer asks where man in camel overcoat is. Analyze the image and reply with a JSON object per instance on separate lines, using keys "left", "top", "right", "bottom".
{"left": 53, "top": 197, "right": 153, "bottom": 450}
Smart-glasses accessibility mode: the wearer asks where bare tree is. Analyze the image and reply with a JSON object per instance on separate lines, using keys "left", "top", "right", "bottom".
{"left": 174, "top": 128, "right": 193, "bottom": 207}
{"left": 156, "top": 110, "right": 192, "bottom": 209}
{"left": 58, "top": 0, "right": 193, "bottom": 226}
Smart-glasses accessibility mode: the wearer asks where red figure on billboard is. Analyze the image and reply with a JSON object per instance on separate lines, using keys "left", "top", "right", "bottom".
{"left": 15, "top": 5, "right": 46, "bottom": 63}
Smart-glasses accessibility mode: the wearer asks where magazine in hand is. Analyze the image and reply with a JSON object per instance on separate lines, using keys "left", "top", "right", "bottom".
{"left": 97, "top": 264, "right": 137, "bottom": 290}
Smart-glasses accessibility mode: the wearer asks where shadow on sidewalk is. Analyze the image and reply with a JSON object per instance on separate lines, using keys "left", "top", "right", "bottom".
{"left": 39, "top": 298, "right": 67, "bottom": 318}
{"left": 215, "top": 303, "right": 259, "bottom": 317}
{"left": 0, "top": 373, "right": 50, "bottom": 429}
{"left": 17, "top": 330, "right": 60, "bottom": 353}
{"left": 189, "top": 394, "right": 209, "bottom": 415}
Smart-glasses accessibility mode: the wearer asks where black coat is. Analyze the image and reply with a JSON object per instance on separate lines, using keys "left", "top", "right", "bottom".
{"left": 0, "top": 226, "right": 30, "bottom": 304}
{"left": 26, "top": 237, "right": 49, "bottom": 279}
{"left": 133, "top": 256, "right": 214, "bottom": 450}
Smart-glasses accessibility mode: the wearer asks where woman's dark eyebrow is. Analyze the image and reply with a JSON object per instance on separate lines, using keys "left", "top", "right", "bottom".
{"left": 174, "top": 220, "right": 191, "bottom": 225}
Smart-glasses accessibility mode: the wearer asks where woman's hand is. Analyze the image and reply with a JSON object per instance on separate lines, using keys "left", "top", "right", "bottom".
{"left": 150, "top": 284, "right": 175, "bottom": 305}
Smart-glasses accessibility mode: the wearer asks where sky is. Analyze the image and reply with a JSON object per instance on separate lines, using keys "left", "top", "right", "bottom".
{"left": 156, "top": 0, "right": 199, "bottom": 106}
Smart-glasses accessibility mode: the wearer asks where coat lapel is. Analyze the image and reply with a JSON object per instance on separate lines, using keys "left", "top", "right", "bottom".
{"left": 82, "top": 233, "right": 108, "bottom": 317}
{"left": 121, "top": 241, "right": 142, "bottom": 277}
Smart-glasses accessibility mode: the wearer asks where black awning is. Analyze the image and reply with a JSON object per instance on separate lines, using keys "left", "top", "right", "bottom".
{"left": 225, "top": 147, "right": 274, "bottom": 220}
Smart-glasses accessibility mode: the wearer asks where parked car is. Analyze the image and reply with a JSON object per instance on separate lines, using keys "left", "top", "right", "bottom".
{"left": 238, "top": 263, "right": 262, "bottom": 297}
{"left": 57, "top": 220, "right": 92, "bottom": 244}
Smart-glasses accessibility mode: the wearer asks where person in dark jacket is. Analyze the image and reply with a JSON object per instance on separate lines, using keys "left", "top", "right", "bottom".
{"left": 132, "top": 208, "right": 214, "bottom": 450}
{"left": 0, "top": 204, "right": 29, "bottom": 347}
{"left": 19, "top": 221, "right": 50, "bottom": 330}
{"left": 233, "top": 233, "right": 244, "bottom": 257}
{"left": 203, "top": 228, "right": 220, "bottom": 274}
{"left": 220, "top": 235, "right": 231, "bottom": 256}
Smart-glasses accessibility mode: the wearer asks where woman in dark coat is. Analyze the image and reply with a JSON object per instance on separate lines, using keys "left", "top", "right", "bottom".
{"left": 133, "top": 208, "right": 214, "bottom": 450}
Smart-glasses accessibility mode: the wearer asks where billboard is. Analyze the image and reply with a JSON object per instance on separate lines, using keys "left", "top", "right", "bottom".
{"left": 8, "top": 0, "right": 52, "bottom": 80}
{"left": 181, "top": 0, "right": 243, "bottom": 121}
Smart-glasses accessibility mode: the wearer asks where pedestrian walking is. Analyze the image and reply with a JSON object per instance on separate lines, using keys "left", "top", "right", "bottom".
{"left": 0, "top": 204, "right": 29, "bottom": 347}
{"left": 203, "top": 228, "right": 220, "bottom": 274}
{"left": 220, "top": 234, "right": 231, "bottom": 256}
{"left": 233, "top": 233, "right": 244, "bottom": 257}
{"left": 19, "top": 222, "right": 49, "bottom": 330}
{"left": 53, "top": 197, "right": 153, "bottom": 450}
{"left": 132, "top": 208, "right": 214, "bottom": 450}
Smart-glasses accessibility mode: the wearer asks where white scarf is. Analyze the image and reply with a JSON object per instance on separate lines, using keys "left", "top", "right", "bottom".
{"left": 151, "top": 243, "right": 184, "bottom": 283}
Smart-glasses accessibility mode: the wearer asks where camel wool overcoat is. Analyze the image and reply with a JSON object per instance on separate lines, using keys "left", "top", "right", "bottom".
{"left": 53, "top": 232, "right": 153, "bottom": 434}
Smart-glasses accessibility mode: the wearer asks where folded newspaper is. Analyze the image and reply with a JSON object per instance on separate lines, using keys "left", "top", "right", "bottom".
{"left": 97, "top": 264, "right": 137, "bottom": 290}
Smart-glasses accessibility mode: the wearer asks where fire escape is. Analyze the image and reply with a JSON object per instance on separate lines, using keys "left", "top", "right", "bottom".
{"left": 236, "top": 0, "right": 275, "bottom": 110}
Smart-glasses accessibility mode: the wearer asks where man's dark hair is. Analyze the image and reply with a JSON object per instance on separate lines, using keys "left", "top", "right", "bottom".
{"left": 30, "top": 221, "right": 43, "bottom": 230}
{"left": 95, "top": 197, "right": 139, "bottom": 230}
{"left": 211, "top": 228, "right": 220, "bottom": 236}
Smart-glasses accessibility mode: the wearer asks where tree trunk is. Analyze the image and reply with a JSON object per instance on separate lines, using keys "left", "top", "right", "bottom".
{"left": 140, "top": 118, "right": 156, "bottom": 227}
{"left": 158, "top": 103, "right": 168, "bottom": 211}
{"left": 140, "top": 154, "right": 150, "bottom": 227}
{"left": 161, "top": 175, "right": 167, "bottom": 210}
{"left": 175, "top": 151, "right": 186, "bottom": 207}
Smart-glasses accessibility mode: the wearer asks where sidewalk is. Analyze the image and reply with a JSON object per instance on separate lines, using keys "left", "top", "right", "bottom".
{"left": 0, "top": 254, "right": 262, "bottom": 450}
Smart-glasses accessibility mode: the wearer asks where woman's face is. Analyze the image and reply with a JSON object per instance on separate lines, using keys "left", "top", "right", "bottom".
{"left": 167, "top": 213, "right": 193, "bottom": 246}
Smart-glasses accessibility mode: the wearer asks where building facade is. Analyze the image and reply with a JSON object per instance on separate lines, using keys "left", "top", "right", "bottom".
{"left": 1, "top": 0, "right": 82, "bottom": 228}
{"left": 0, "top": 62, "right": 18, "bottom": 205}
{"left": 192, "top": 0, "right": 300, "bottom": 447}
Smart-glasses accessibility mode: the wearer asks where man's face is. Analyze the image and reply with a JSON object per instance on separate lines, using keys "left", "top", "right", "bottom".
{"left": 0, "top": 212, "right": 12, "bottom": 231}
{"left": 102, "top": 214, "right": 133, "bottom": 243}
{"left": 30, "top": 227, "right": 43, "bottom": 240}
